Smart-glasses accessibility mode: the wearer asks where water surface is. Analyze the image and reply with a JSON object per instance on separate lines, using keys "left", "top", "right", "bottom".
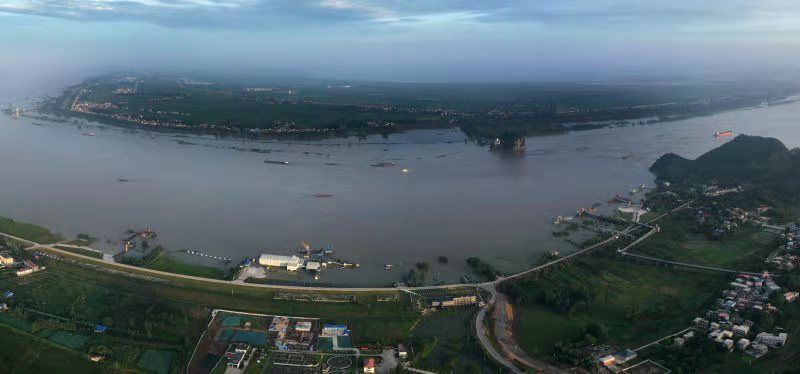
{"left": 2, "top": 99, "right": 800, "bottom": 286}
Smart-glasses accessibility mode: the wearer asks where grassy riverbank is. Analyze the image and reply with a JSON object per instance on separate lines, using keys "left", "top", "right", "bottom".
{"left": 144, "top": 255, "right": 228, "bottom": 280}
{"left": 54, "top": 245, "right": 104, "bottom": 259}
{"left": 0, "top": 216, "right": 63, "bottom": 244}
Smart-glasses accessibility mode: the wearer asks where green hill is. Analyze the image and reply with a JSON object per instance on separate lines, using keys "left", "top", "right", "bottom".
{"left": 650, "top": 134, "right": 800, "bottom": 198}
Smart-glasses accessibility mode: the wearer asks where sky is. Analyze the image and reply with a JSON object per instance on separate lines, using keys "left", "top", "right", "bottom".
{"left": 1, "top": 0, "right": 800, "bottom": 85}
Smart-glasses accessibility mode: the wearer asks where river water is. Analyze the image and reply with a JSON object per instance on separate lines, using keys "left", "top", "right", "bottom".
{"left": 2, "top": 91, "right": 800, "bottom": 286}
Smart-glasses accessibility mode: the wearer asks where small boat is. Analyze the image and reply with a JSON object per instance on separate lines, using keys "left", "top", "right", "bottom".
{"left": 117, "top": 178, "right": 130, "bottom": 182}
{"left": 714, "top": 131, "right": 734, "bottom": 138}
{"left": 264, "top": 160, "right": 289, "bottom": 165}
{"left": 313, "top": 194, "right": 334, "bottom": 198}
{"left": 621, "top": 153, "right": 634, "bottom": 160}
{"left": 82, "top": 132, "right": 95, "bottom": 136}
{"left": 553, "top": 216, "right": 574, "bottom": 225}
{"left": 384, "top": 264, "right": 394, "bottom": 270}
{"left": 371, "top": 162, "right": 396, "bottom": 167}
{"left": 401, "top": 168, "right": 410, "bottom": 173}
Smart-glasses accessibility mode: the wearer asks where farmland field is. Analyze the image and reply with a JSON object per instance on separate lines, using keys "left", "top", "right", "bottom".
{"left": 138, "top": 349, "right": 176, "bottom": 374}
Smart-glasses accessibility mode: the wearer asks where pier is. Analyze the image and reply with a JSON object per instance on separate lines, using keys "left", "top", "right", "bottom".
{"left": 185, "top": 249, "right": 231, "bottom": 263}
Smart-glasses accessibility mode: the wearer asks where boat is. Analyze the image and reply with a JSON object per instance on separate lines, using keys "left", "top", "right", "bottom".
{"left": 371, "top": 162, "right": 396, "bottom": 167}
{"left": 313, "top": 194, "right": 334, "bottom": 198}
{"left": 401, "top": 168, "right": 410, "bottom": 173}
{"left": 82, "top": 132, "right": 95, "bottom": 136}
{"left": 714, "top": 131, "right": 734, "bottom": 138}
{"left": 621, "top": 153, "right": 634, "bottom": 160}
{"left": 117, "top": 178, "right": 130, "bottom": 182}
{"left": 385, "top": 264, "right": 394, "bottom": 270}
{"left": 629, "top": 184, "right": 646, "bottom": 194}
{"left": 264, "top": 160, "right": 289, "bottom": 165}
{"left": 553, "top": 216, "right": 574, "bottom": 225}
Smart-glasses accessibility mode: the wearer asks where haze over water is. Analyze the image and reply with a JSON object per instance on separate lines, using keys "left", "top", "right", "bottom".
{"left": 2, "top": 86, "right": 800, "bottom": 285}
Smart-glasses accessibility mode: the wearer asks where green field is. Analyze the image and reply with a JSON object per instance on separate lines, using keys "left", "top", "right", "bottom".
{"left": 411, "top": 310, "right": 499, "bottom": 373}
{"left": 145, "top": 255, "right": 228, "bottom": 279}
{"left": 137, "top": 349, "right": 175, "bottom": 374}
{"left": 2, "top": 262, "right": 210, "bottom": 371}
{"left": 629, "top": 215, "right": 776, "bottom": 270}
{"left": 49, "top": 331, "right": 89, "bottom": 349}
{"left": 55, "top": 245, "right": 104, "bottom": 259}
{"left": 511, "top": 256, "right": 727, "bottom": 359}
{"left": 0, "top": 216, "right": 63, "bottom": 244}
{"left": 0, "top": 324, "right": 105, "bottom": 373}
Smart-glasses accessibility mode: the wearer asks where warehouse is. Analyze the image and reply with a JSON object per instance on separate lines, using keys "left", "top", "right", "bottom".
{"left": 259, "top": 254, "right": 304, "bottom": 271}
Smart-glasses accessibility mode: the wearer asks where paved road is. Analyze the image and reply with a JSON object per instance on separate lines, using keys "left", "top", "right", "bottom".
{"left": 619, "top": 251, "right": 767, "bottom": 276}
{"left": 633, "top": 327, "right": 692, "bottom": 352}
{"left": 474, "top": 285, "right": 524, "bottom": 374}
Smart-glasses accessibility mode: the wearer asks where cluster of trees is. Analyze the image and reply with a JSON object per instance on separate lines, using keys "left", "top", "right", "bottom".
{"left": 119, "top": 244, "right": 164, "bottom": 266}
{"left": 638, "top": 338, "right": 727, "bottom": 373}
{"left": 552, "top": 323, "right": 608, "bottom": 367}
{"left": 404, "top": 261, "right": 432, "bottom": 287}
{"left": 465, "top": 257, "right": 499, "bottom": 281}
{"left": 502, "top": 278, "right": 596, "bottom": 316}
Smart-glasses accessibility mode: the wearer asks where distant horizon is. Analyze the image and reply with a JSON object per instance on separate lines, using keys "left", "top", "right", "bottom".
{"left": 3, "top": 1, "right": 800, "bottom": 85}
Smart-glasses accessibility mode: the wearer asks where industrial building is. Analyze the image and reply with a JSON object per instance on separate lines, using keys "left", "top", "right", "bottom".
{"left": 259, "top": 254, "right": 304, "bottom": 271}
{"left": 0, "top": 253, "right": 13, "bottom": 266}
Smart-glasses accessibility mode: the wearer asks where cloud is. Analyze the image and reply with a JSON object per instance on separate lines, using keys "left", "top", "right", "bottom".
{"left": 0, "top": 0, "right": 799, "bottom": 35}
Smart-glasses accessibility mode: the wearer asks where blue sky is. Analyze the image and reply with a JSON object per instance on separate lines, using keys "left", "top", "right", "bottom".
{"left": 1, "top": 1, "right": 800, "bottom": 83}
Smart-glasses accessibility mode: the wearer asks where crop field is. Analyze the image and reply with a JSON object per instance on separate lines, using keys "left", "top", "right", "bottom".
{"left": 138, "top": 349, "right": 175, "bottom": 374}
{"left": 48, "top": 331, "right": 89, "bottom": 349}
{"left": 411, "top": 309, "right": 498, "bottom": 373}
{"left": 628, "top": 216, "right": 777, "bottom": 270}
{"left": 0, "top": 325, "right": 104, "bottom": 373}
{"left": 0, "top": 259, "right": 208, "bottom": 371}
{"left": 511, "top": 255, "right": 729, "bottom": 359}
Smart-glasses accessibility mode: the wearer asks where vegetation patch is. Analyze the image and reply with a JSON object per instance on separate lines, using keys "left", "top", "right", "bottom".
{"left": 504, "top": 256, "right": 727, "bottom": 364}
{"left": 0, "top": 324, "right": 104, "bottom": 373}
{"left": 0, "top": 216, "right": 63, "bottom": 244}
{"left": 48, "top": 331, "right": 89, "bottom": 350}
{"left": 137, "top": 349, "right": 175, "bottom": 374}
{"left": 144, "top": 253, "right": 228, "bottom": 279}
{"left": 55, "top": 245, "right": 104, "bottom": 259}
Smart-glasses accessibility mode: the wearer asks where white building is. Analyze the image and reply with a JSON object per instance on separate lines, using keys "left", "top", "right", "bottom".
{"left": 0, "top": 254, "right": 13, "bottom": 266}
{"left": 259, "top": 254, "right": 304, "bottom": 271}
{"left": 733, "top": 325, "right": 750, "bottom": 337}
{"left": 737, "top": 338, "right": 750, "bottom": 351}
{"left": 756, "top": 332, "right": 787, "bottom": 348}
{"left": 295, "top": 321, "right": 312, "bottom": 332}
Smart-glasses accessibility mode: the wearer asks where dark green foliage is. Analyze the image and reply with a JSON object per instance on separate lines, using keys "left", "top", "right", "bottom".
{"left": 465, "top": 257, "right": 499, "bottom": 281}
{"left": 651, "top": 135, "right": 800, "bottom": 203}
{"left": 503, "top": 278, "right": 596, "bottom": 315}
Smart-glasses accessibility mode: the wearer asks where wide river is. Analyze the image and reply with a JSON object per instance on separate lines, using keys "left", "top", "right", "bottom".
{"left": 2, "top": 90, "right": 800, "bottom": 286}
